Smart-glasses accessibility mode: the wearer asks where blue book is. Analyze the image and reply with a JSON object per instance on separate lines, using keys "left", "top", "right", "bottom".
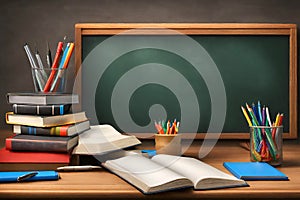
{"left": 223, "top": 162, "right": 288, "bottom": 181}
{"left": 0, "top": 170, "right": 59, "bottom": 183}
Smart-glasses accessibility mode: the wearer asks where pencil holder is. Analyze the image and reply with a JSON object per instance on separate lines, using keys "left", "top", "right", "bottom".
{"left": 155, "top": 134, "right": 182, "bottom": 156}
{"left": 250, "top": 126, "right": 283, "bottom": 166}
{"left": 32, "top": 68, "right": 68, "bottom": 93}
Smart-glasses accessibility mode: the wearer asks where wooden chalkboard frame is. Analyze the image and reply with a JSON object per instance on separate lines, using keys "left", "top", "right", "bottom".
{"left": 75, "top": 23, "right": 297, "bottom": 139}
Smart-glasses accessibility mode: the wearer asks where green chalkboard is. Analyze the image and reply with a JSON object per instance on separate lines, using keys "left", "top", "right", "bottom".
{"left": 81, "top": 35, "right": 287, "bottom": 132}
{"left": 75, "top": 24, "right": 297, "bottom": 138}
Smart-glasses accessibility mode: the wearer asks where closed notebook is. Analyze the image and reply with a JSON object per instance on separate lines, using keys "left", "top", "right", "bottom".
{"left": 223, "top": 162, "right": 288, "bottom": 180}
{"left": 0, "top": 171, "right": 59, "bottom": 183}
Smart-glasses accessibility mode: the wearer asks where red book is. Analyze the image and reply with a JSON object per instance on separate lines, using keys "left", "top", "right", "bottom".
{"left": 0, "top": 147, "right": 77, "bottom": 171}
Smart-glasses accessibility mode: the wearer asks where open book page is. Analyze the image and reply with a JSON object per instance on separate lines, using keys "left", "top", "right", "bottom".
{"left": 72, "top": 125, "right": 141, "bottom": 155}
{"left": 103, "top": 154, "right": 193, "bottom": 194}
{"left": 151, "top": 154, "right": 247, "bottom": 189}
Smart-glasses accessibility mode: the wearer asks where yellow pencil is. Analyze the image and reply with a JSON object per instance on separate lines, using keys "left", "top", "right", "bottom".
{"left": 241, "top": 106, "right": 253, "bottom": 126}
{"left": 274, "top": 113, "right": 280, "bottom": 126}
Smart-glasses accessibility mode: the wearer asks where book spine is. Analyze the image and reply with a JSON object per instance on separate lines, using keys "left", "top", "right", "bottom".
{"left": 15, "top": 125, "right": 70, "bottom": 136}
{"left": 5, "top": 137, "right": 69, "bottom": 152}
{"left": 12, "top": 104, "right": 71, "bottom": 115}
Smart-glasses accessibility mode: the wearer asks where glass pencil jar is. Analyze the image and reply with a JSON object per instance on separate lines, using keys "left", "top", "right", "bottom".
{"left": 250, "top": 126, "right": 283, "bottom": 166}
{"left": 32, "top": 68, "right": 67, "bottom": 93}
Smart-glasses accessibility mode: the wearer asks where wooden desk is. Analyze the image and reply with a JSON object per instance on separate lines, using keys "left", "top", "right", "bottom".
{"left": 0, "top": 140, "right": 299, "bottom": 199}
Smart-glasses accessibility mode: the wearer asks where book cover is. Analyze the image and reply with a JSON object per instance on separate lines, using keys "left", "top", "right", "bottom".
{"left": 0, "top": 147, "right": 77, "bottom": 171}
{"left": 223, "top": 162, "right": 288, "bottom": 180}
{"left": 0, "top": 171, "right": 59, "bottom": 183}
{"left": 12, "top": 104, "right": 72, "bottom": 115}
{"left": 6, "top": 111, "right": 88, "bottom": 127}
{"left": 6, "top": 134, "right": 79, "bottom": 153}
{"left": 7, "top": 92, "right": 79, "bottom": 105}
{"left": 13, "top": 120, "right": 90, "bottom": 137}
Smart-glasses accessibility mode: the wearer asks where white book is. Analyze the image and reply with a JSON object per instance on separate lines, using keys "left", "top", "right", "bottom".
{"left": 72, "top": 125, "right": 141, "bottom": 155}
{"left": 6, "top": 112, "right": 88, "bottom": 127}
{"left": 103, "top": 154, "right": 248, "bottom": 194}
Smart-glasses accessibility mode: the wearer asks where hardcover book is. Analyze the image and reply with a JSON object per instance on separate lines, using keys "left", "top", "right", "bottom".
{"left": 13, "top": 120, "right": 90, "bottom": 137}
{"left": 7, "top": 92, "right": 79, "bottom": 105}
{"left": 0, "top": 147, "right": 77, "bottom": 171}
{"left": 6, "top": 111, "right": 88, "bottom": 127}
{"left": 102, "top": 154, "right": 248, "bottom": 194}
{"left": 12, "top": 104, "right": 72, "bottom": 115}
{"left": 72, "top": 124, "right": 141, "bottom": 155}
{"left": 6, "top": 134, "right": 79, "bottom": 153}
{"left": 223, "top": 162, "right": 288, "bottom": 180}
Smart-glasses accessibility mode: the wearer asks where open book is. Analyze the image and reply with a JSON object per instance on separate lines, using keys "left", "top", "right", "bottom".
{"left": 72, "top": 125, "right": 141, "bottom": 155}
{"left": 103, "top": 154, "right": 248, "bottom": 194}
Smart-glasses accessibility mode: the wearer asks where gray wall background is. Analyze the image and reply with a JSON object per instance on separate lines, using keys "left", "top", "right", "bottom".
{"left": 0, "top": 0, "right": 299, "bottom": 139}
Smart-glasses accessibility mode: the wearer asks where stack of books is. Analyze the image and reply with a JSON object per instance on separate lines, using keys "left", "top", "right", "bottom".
{"left": 0, "top": 92, "right": 90, "bottom": 171}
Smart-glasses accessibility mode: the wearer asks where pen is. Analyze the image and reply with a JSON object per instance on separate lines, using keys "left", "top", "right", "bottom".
{"left": 24, "top": 43, "right": 44, "bottom": 91}
{"left": 17, "top": 171, "right": 38, "bottom": 182}
{"left": 35, "top": 48, "right": 48, "bottom": 83}
{"left": 43, "top": 41, "right": 64, "bottom": 92}
{"left": 46, "top": 41, "right": 52, "bottom": 68}
{"left": 56, "top": 165, "right": 102, "bottom": 172}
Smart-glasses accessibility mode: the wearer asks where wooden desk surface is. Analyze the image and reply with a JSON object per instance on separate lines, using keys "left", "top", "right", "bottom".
{"left": 0, "top": 139, "right": 299, "bottom": 199}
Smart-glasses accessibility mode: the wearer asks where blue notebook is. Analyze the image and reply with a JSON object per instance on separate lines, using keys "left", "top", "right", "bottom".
{"left": 0, "top": 170, "right": 59, "bottom": 183}
{"left": 223, "top": 162, "right": 288, "bottom": 181}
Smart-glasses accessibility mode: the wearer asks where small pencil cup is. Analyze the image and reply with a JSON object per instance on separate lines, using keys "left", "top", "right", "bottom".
{"left": 250, "top": 126, "right": 283, "bottom": 166}
{"left": 155, "top": 134, "right": 182, "bottom": 156}
{"left": 32, "top": 68, "right": 67, "bottom": 93}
